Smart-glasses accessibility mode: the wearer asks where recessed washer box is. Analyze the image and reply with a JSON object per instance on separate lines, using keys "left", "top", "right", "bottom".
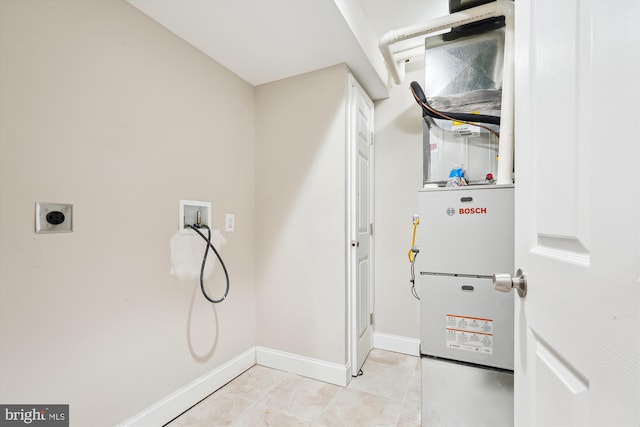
{"left": 35, "top": 202, "right": 73, "bottom": 234}
{"left": 179, "top": 200, "right": 211, "bottom": 235}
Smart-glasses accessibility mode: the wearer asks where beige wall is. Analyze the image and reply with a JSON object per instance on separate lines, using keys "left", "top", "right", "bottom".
{"left": 0, "top": 1, "right": 255, "bottom": 425}
{"left": 255, "top": 65, "right": 349, "bottom": 365}
{"left": 373, "top": 64, "right": 424, "bottom": 339}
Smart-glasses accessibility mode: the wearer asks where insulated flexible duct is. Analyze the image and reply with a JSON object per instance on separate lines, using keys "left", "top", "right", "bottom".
{"left": 410, "top": 81, "right": 500, "bottom": 126}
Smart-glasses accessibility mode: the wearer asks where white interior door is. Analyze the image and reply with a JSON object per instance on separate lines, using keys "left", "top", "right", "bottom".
{"left": 349, "top": 75, "right": 374, "bottom": 375}
{"left": 514, "top": 1, "right": 639, "bottom": 425}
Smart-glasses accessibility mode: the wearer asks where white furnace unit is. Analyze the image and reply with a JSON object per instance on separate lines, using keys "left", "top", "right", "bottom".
{"left": 386, "top": 0, "right": 516, "bottom": 423}
{"left": 418, "top": 184, "right": 514, "bottom": 426}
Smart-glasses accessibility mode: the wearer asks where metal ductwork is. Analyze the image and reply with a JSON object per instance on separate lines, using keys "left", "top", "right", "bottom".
{"left": 379, "top": 0, "right": 514, "bottom": 185}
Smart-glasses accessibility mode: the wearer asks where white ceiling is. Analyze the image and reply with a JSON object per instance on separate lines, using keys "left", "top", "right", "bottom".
{"left": 359, "top": 0, "right": 448, "bottom": 37}
{"left": 127, "top": 0, "right": 449, "bottom": 100}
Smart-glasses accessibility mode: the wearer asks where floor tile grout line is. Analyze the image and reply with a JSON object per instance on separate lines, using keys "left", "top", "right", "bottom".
{"left": 168, "top": 350, "right": 421, "bottom": 426}
{"left": 232, "top": 370, "right": 343, "bottom": 426}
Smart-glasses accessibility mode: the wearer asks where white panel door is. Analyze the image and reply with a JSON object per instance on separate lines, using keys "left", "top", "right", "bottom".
{"left": 349, "top": 75, "right": 374, "bottom": 375}
{"left": 514, "top": 1, "right": 639, "bottom": 425}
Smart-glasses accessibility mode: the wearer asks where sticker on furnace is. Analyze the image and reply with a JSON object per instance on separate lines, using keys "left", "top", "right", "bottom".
{"left": 446, "top": 314, "right": 493, "bottom": 354}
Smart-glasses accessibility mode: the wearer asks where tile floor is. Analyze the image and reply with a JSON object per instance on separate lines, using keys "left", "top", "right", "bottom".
{"left": 165, "top": 349, "right": 421, "bottom": 427}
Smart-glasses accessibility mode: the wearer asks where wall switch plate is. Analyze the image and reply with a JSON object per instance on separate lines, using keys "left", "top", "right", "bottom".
{"left": 179, "top": 200, "right": 211, "bottom": 235}
{"left": 35, "top": 202, "right": 73, "bottom": 234}
{"left": 225, "top": 213, "right": 235, "bottom": 232}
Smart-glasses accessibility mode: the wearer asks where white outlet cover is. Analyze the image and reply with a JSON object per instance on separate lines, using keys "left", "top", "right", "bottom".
{"left": 35, "top": 202, "right": 73, "bottom": 234}
{"left": 225, "top": 213, "right": 235, "bottom": 232}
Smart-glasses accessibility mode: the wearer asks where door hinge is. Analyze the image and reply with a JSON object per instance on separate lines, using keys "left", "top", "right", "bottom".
{"left": 369, "top": 222, "right": 373, "bottom": 235}
{"left": 370, "top": 313, "right": 374, "bottom": 325}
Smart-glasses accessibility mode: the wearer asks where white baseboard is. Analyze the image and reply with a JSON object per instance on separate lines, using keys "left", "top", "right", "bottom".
{"left": 119, "top": 346, "right": 352, "bottom": 426}
{"left": 118, "top": 347, "right": 256, "bottom": 427}
{"left": 373, "top": 332, "right": 420, "bottom": 357}
{"left": 255, "top": 346, "right": 350, "bottom": 387}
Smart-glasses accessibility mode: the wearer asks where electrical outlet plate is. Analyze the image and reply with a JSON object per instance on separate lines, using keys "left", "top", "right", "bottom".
{"left": 225, "top": 213, "right": 235, "bottom": 232}
{"left": 35, "top": 202, "right": 73, "bottom": 234}
{"left": 179, "top": 200, "right": 211, "bottom": 235}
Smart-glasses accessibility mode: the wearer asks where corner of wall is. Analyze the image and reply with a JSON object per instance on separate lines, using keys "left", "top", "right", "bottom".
{"left": 119, "top": 348, "right": 257, "bottom": 426}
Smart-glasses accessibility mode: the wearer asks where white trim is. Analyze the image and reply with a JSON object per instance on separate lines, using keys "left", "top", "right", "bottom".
{"left": 255, "top": 346, "right": 350, "bottom": 387}
{"left": 345, "top": 73, "right": 356, "bottom": 383}
{"left": 117, "top": 346, "right": 353, "bottom": 426}
{"left": 374, "top": 332, "right": 421, "bottom": 357}
{"left": 347, "top": 73, "right": 376, "bottom": 378}
{"left": 118, "top": 348, "right": 256, "bottom": 427}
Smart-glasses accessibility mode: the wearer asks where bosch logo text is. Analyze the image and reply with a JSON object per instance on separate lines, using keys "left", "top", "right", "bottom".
{"left": 459, "top": 207, "right": 487, "bottom": 215}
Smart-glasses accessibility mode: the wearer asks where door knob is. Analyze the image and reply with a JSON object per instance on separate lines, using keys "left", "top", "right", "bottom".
{"left": 493, "top": 269, "right": 527, "bottom": 298}
{"left": 351, "top": 240, "right": 360, "bottom": 248}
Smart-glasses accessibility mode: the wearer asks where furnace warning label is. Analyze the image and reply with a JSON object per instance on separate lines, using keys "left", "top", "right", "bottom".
{"left": 446, "top": 314, "right": 493, "bottom": 354}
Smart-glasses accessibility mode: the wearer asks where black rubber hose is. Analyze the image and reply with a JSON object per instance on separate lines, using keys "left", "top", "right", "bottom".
{"left": 186, "top": 224, "right": 230, "bottom": 303}
{"left": 410, "top": 81, "right": 501, "bottom": 126}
